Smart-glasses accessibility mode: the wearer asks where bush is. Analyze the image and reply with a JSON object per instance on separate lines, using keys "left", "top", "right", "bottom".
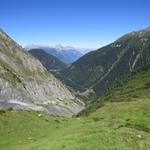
{"left": 0, "top": 110, "right": 6, "bottom": 114}
{"left": 7, "top": 107, "right": 13, "bottom": 111}
{"left": 93, "top": 117, "right": 100, "bottom": 122}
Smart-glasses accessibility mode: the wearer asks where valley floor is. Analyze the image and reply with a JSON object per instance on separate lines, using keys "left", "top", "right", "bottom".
{"left": 0, "top": 98, "right": 150, "bottom": 150}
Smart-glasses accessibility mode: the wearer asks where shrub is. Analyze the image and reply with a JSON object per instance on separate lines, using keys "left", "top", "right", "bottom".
{"left": 0, "top": 110, "right": 6, "bottom": 114}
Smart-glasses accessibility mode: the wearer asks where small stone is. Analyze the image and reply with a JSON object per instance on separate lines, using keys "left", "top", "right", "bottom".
{"left": 38, "top": 114, "right": 42, "bottom": 117}
{"left": 136, "top": 135, "right": 142, "bottom": 138}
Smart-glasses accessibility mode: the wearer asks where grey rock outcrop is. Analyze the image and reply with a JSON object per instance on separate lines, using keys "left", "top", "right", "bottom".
{"left": 0, "top": 29, "right": 84, "bottom": 117}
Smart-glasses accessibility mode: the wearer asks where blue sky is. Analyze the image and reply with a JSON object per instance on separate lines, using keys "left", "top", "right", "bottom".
{"left": 0, "top": 0, "right": 150, "bottom": 49}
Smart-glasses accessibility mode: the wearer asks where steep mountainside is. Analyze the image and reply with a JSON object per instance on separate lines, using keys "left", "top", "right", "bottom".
{"left": 58, "top": 27, "right": 150, "bottom": 95}
{"left": 29, "top": 49, "right": 66, "bottom": 71}
{"left": 25, "top": 45, "right": 90, "bottom": 64}
{"left": 0, "top": 29, "right": 84, "bottom": 117}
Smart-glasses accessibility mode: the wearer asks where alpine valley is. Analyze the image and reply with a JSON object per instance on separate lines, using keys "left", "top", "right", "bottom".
{"left": 0, "top": 27, "right": 150, "bottom": 150}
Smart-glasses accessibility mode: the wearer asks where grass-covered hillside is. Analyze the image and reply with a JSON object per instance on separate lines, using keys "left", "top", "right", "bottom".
{"left": 0, "top": 66, "right": 150, "bottom": 150}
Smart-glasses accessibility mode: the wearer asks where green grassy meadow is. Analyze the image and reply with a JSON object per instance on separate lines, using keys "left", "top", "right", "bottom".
{"left": 0, "top": 98, "right": 149, "bottom": 150}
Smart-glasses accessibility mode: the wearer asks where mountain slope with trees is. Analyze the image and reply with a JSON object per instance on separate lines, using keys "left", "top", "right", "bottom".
{"left": 58, "top": 27, "right": 150, "bottom": 96}
{"left": 29, "top": 49, "right": 66, "bottom": 71}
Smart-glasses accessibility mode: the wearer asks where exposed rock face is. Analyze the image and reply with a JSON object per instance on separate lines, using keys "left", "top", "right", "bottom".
{"left": 0, "top": 29, "right": 84, "bottom": 117}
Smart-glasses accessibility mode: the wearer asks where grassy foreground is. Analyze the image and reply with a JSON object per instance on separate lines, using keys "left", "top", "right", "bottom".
{"left": 0, "top": 98, "right": 149, "bottom": 150}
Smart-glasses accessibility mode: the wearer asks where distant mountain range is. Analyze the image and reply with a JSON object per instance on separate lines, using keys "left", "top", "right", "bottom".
{"left": 25, "top": 44, "right": 92, "bottom": 64}
{"left": 55, "top": 27, "right": 150, "bottom": 96}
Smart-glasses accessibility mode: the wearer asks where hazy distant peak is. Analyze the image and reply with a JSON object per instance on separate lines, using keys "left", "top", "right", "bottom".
{"left": 25, "top": 44, "right": 50, "bottom": 50}
{"left": 25, "top": 44, "right": 92, "bottom": 64}
{"left": 53, "top": 45, "right": 77, "bottom": 51}
{"left": 25, "top": 44, "right": 92, "bottom": 53}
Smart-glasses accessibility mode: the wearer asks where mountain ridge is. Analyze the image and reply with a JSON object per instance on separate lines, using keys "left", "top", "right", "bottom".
{"left": 56, "top": 27, "right": 150, "bottom": 97}
{"left": 25, "top": 44, "right": 92, "bottom": 64}
{"left": 29, "top": 49, "right": 66, "bottom": 71}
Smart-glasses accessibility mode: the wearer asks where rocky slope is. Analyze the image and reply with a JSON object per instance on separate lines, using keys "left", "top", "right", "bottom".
{"left": 58, "top": 27, "right": 150, "bottom": 95}
{"left": 29, "top": 49, "right": 66, "bottom": 71}
{"left": 0, "top": 28, "right": 84, "bottom": 117}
